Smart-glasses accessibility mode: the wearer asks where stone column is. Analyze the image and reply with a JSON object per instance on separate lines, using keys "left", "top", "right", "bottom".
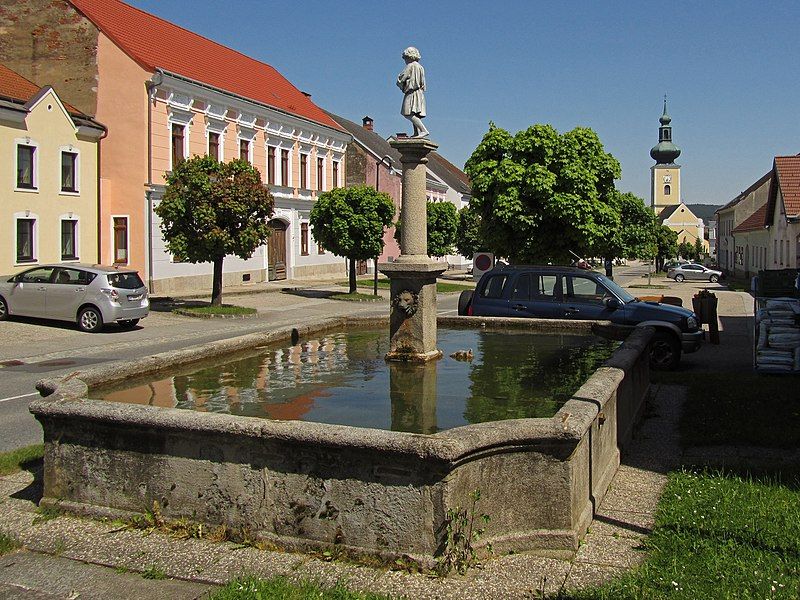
{"left": 379, "top": 137, "right": 446, "bottom": 362}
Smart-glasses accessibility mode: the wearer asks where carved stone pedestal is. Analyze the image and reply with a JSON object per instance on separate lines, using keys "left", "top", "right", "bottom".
{"left": 380, "top": 258, "right": 446, "bottom": 362}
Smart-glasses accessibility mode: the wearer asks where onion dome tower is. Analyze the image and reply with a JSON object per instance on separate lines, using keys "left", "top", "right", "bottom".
{"left": 650, "top": 96, "right": 681, "bottom": 214}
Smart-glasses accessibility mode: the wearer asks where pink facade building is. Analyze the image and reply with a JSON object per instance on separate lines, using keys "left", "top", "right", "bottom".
{"left": 3, "top": 0, "right": 351, "bottom": 293}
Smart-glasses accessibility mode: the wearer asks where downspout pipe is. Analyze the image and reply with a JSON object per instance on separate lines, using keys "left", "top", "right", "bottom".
{"left": 96, "top": 127, "right": 108, "bottom": 264}
{"left": 145, "top": 70, "right": 163, "bottom": 294}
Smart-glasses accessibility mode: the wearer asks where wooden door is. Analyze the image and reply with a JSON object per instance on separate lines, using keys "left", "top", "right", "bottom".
{"left": 268, "top": 220, "right": 287, "bottom": 280}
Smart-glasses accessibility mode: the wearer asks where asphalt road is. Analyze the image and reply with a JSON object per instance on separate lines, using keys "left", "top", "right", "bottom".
{"left": 0, "top": 287, "right": 462, "bottom": 452}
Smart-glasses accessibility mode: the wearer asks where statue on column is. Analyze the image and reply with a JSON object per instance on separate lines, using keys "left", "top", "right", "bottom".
{"left": 396, "top": 47, "right": 429, "bottom": 138}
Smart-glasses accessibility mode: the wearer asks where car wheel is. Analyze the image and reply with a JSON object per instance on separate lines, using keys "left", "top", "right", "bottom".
{"left": 77, "top": 306, "right": 104, "bottom": 333}
{"left": 458, "top": 290, "right": 473, "bottom": 316}
{"left": 709, "top": 274, "right": 719, "bottom": 283}
{"left": 118, "top": 319, "right": 140, "bottom": 330}
{"left": 649, "top": 331, "right": 681, "bottom": 371}
{"left": 0, "top": 296, "right": 7, "bottom": 321}
{"left": 675, "top": 274, "right": 685, "bottom": 282}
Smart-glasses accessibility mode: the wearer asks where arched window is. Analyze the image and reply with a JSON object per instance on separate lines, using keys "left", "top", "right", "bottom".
{"left": 664, "top": 184, "right": 671, "bottom": 195}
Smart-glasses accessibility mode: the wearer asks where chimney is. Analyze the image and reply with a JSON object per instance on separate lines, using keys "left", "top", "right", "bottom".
{"left": 362, "top": 116, "right": 374, "bottom": 131}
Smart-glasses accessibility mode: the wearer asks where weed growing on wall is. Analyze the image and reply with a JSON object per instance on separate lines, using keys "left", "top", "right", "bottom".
{"left": 436, "top": 489, "right": 492, "bottom": 576}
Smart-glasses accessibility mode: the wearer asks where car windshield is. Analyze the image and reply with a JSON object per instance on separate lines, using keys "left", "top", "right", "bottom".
{"left": 107, "top": 272, "right": 145, "bottom": 290}
{"left": 596, "top": 275, "right": 635, "bottom": 303}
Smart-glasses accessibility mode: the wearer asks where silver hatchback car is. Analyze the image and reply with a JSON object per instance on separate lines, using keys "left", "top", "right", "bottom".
{"left": 667, "top": 263, "right": 723, "bottom": 283}
{"left": 0, "top": 264, "right": 149, "bottom": 332}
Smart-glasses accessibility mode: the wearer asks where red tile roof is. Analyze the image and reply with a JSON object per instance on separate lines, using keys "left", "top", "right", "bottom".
{"left": 0, "top": 63, "right": 91, "bottom": 120}
{"left": 68, "top": 0, "right": 344, "bottom": 132}
{"left": 774, "top": 155, "right": 800, "bottom": 216}
{"left": 731, "top": 204, "right": 767, "bottom": 233}
{"left": 0, "top": 63, "right": 43, "bottom": 103}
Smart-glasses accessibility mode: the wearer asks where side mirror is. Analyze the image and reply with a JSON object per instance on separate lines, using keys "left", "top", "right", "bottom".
{"left": 604, "top": 297, "right": 621, "bottom": 310}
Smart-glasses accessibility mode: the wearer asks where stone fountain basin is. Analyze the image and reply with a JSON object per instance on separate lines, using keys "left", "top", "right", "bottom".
{"left": 31, "top": 315, "right": 652, "bottom": 567}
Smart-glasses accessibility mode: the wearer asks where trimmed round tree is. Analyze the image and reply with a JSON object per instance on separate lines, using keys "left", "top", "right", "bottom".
{"left": 455, "top": 205, "right": 483, "bottom": 260}
{"left": 394, "top": 200, "right": 459, "bottom": 259}
{"left": 596, "top": 191, "right": 659, "bottom": 276}
{"left": 426, "top": 200, "right": 458, "bottom": 258}
{"left": 155, "top": 156, "right": 274, "bottom": 306}
{"left": 464, "top": 123, "right": 622, "bottom": 264}
{"left": 310, "top": 185, "right": 395, "bottom": 293}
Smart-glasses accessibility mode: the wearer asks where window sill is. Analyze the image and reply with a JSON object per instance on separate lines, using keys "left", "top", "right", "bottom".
{"left": 61, "top": 257, "right": 79, "bottom": 262}
{"left": 15, "top": 259, "right": 37, "bottom": 266}
{"left": 15, "top": 187, "right": 38, "bottom": 193}
{"left": 59, "top": 190, "right": 80, "bottom": 196}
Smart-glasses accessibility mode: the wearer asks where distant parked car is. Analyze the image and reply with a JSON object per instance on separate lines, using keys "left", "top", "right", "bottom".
{"left": 667, "top": 263, "right": 723, "bottom": 283}
{"left": 458, "top": 265, "right": 704, "bottom": 370}
{"left": 0, "top": 264, "right": 149, "bottom": 332}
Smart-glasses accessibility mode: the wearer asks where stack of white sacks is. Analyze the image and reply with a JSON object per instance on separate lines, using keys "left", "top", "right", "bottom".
{"left": 755, "top": 298, "right": 800, "bottom": 371}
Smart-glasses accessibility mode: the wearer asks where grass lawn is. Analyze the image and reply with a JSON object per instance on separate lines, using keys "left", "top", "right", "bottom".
{"left": 211, "top": 576, "right": 390, "bottom": 600}
{"left": 651, "top": 371, "right": 800, "bottom": 449}
{"left": 0, "top": 443, "right": 43, "bottom": 477}
{"left": 343, "top": 279, "right": 474, "bottom": 294}
{"left": 175, "top": 304, "right": 257, "bottom": 316}
{"left": 565, "top": 470, "right": 800, "bottom": 599}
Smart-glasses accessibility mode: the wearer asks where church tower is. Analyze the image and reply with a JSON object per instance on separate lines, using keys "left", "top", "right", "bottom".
{"left": 650, "top": 97, "right": 681, "bottom": 215}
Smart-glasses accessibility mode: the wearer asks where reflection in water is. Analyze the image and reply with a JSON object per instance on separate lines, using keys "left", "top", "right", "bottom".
{"left": 94, "top": 328, "right": 616, "bottom": 434}
{"left": 390, "top": 361, "right": 438, "bottom": 434}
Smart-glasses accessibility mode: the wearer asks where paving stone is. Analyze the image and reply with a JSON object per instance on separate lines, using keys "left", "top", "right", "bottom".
{"left": 563, "top": 562, "right": 628, "bottom": 590}
{"left": 573, "top": 532, "right": 648, "bottom": 569}
{"left": 590, "top": 509, "right": 656, "bottom": 539}
{"left": 0, "top": 552, "right": 211, "bottom": 600}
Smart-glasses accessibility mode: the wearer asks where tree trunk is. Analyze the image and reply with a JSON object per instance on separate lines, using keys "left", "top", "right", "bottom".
{"left": 349, "top": 258, "right": 357, "bottom": 294}
{"left": 373, "top": 257, "right": 378, "bottom": 296}
{"left": 212, "top": 255, "right": 224, "bottom": 306}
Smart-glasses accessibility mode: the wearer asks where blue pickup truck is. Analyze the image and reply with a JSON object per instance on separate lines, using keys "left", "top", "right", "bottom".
{"left": 458, "top": 265, "right": 704, "bottom": 370}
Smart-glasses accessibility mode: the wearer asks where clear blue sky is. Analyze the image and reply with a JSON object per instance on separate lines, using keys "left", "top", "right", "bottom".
{"left": 129, "top": 0, "right": 799, "bottom": 206}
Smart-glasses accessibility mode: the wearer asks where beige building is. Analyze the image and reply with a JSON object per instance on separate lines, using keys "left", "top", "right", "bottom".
{"left": 715, "top": 170, "right": 772, "bottom": 277}
{"left": 659, "top": 203, "right": 706, "bottom": 248}
{"left": 0, "top": 64, "right": 104, "bottom": 274}
{"left": 715, "top": 155, "right": 800, "bottom": 278}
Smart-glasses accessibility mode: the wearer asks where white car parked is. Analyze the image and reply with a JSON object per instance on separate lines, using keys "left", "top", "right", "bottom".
{"left": 0, "top": 264, "right": 149, "bottom": 332}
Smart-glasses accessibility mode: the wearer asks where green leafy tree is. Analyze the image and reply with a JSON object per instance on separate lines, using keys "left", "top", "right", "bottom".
{"left": 596, "top": 192, "right": 658, "bottom": 276}
{"left": 310, "top": 185, "right": 395, "bottom": 293}
{"left": 464, "top": 123, "right": 622, "bottom": 263}
{"left": 678, "top": 240, "right": 697, "bottom": 262}
{"left": 156, "top": 156, "right": 274, "bottom": 306}
{"left": 655, "top": 225, "right": 679, "bottom": 272}
{"left": 694, "top": 237, "right": 705, "bottom": 260}
{"left": 455, "top": 205, "right": 483, "bottom": 259}
{"left": 394, "top": 200, "right": 459, "bottom": 258}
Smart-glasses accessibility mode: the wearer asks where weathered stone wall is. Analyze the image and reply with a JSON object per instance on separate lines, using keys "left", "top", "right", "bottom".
{"left": 32, "top": 317, "right": 653, "bottom": 566}
{"left": 0, "top": 0, "right": 99, "bottom": 115}
{"left": 344, "top": 143, "right": 367, "bottom": 188}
